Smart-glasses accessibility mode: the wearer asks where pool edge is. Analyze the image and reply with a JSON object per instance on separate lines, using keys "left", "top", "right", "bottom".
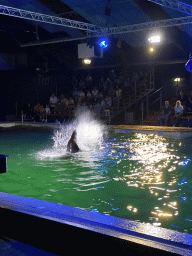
{"left": 0, "top": 192, "right": 192, "bottom": 255}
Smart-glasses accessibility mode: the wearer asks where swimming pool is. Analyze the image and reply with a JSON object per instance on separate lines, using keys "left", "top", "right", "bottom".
{"left": 0, "top": 124, "right": 192, "bottom": 235}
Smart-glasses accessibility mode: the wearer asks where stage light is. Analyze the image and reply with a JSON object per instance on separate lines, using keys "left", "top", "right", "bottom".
{"left": 185, "top": 53, "right": 192, "bottom": 72}
{"left": 83, "top": 59, "right": 91, "bottom": 64}
{"left": 148, "top": 35, "right": 161, "bottom": 44}
{"left": 99, "top": 39, "right": 108, "bottom": 49}
{"left": 174, "top": 78, "right": 181, "bottom": 82}
{"left": 149, "top": 47, "right": 154, "bottom": 52}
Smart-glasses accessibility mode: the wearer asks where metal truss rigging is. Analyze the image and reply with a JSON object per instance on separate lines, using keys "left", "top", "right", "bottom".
{"left": 0, "top": 5, "right": 101, "bottom": 34}
{"left": 1, "top": 4, "right": 192, "bottom": 45}
{"left": 147, "top": 0, "right": 192, "bottom": 15}
{"left": 107, "top": 15, "right": 192, "bottom": 34}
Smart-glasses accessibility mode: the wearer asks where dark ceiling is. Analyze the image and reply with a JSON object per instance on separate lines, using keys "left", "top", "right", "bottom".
{"left": 0, "top": 0, "right": 191, "bottom": 69}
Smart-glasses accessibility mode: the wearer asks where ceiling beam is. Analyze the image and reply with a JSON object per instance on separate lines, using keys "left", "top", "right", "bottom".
{"left": 0, "top": 5, "right": 101, "bottom": 34}
{"left": 147, "top": 0, "right": 192, "bottom": 15}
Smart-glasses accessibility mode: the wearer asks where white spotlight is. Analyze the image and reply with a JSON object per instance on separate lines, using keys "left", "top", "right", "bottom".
{"left": 148, "top": 35, "right": 161, "bottom": 44}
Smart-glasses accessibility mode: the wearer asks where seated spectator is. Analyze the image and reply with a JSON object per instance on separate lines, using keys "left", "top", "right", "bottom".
{"left": 158, "top": 101, "right": 172, "bottom": 126}
{"left": 92, "top": 86, "right": 99, "bottom": 99}
{"left": 39, "top": 104, "right": 45, "bottom": 122}
{"left": 106, "top": 77, "right": 112, "bottom": 90}
{"left": 188, "top": 90, "right": 192, "bottom": 111}
{"left": 109, "top": 70, "right": 117, "bottom": 81}
{"left": 49, "top": 94, "right": 57, "bottom": 111}
{"left": 69, "top": 97, "right": 74, "bottom": 109}
{"left": 79, "top": 90, "right": 85, "bottom": 99}
{"left": 172, "top": 100, "right": 183, "bottom": 127}
{"left": 72, "top": 76, "right": 78, "bottom": 89}
{"left": 86, "top": 91, "right": 92, "bottom": 106}
{"left": 23, "top": 103, "right": 32, "bottom": 120}
{"left": 73, "top": 88, "right": 80, "bottom": 103}
{"left": 60, "top": 94, "right": 65, "bottom": 103}
{"left": 116, "top": 86, "right": 122, "bottom": 99}
{"left": 86, "top": 73, "right": 92, "bottom": 86}
{"left": 56, "top": 99, "right": 63, "bottom": 113}
{"left": 177, "top": 91, "right": 190, "bottom": 112}
{"left": 33, "top": 103, "right": 40, "bottom": 121}
{"left": 105, "top": 95, "right": 112, "bottom": 108}
{"left": 108, "top": 86, "right": 116, "bottom": 98}
{"left": 79, "top": 79, "right": 85, "bottom": 90}
{"left": 45, "top": 104, "right": 50, "bottom": 122}
{"left": 65, "top": 97, "right": 70, "bottom": 109}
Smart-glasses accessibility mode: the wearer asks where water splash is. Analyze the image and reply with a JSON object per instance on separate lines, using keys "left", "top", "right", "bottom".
{"left": 36, "top": 107, "right": 106, "bottom": 159}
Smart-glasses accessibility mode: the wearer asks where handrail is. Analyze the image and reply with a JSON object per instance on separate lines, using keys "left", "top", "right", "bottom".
{"left": 148, "top": 85, "right": 165, "bottom": 98}
{"left": 110, "top": 88, "right": 155, "bottom": 120}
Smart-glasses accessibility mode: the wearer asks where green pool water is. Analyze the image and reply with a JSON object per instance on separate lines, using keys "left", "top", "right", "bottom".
{"left": 0, "top": 125, "right": 192, "bottom": 234}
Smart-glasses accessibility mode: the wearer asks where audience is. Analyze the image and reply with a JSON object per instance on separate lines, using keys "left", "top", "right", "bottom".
{"left": 172, "top": 100, "right": 183, "bottom": 127}
{"left": 22, "top": 68, "right": 158, "bottom": 123}
{"left": 158, "top": 101, "right": 172, "bottom": 126}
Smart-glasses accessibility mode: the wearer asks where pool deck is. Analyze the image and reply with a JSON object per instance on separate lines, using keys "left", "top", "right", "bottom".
{"left": 113, "top": 125, "right": 192, "bottom": 138}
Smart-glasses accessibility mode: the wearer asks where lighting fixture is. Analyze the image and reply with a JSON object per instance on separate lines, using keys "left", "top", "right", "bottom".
{"left": 83, "top": 59, "right": 91, "bottom": 64}
{"left": 99, "top": 38, "right": 108, "bottom": 49}
{"left": 148, "top": 35, "right": 161, "bottom": 44}
{"left": 185, "top": 53, "right": 192, "bottom": 72}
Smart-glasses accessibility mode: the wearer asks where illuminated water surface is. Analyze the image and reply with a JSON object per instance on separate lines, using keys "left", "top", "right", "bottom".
{"left": 0, "top": 126, "right": 192, "bottom": 234}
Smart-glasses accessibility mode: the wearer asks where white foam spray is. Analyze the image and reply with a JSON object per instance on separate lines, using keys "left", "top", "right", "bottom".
{"left": 36, "top": 107, "right": 106, "bottom": 159}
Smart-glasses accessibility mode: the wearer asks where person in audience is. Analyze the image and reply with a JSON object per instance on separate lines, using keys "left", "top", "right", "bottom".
{"left": 108, "top": 86, "right": 116, "bottom": 98}
{"left": 69, "top": 97, "right": 74, "bottom": 109}
{"left": 56, "top": 99, "right": 63, "bottom": 113}
{"left": 86, "top": 73, "right": 92, "bottom": 87}
{"left": 33, "top": 103, "right": 41, "bottom": 122}
{"left": 60, "top": 94, "right": 65, "bottom": 103}
{"left": 79, "top": 78, "right": 85, "bottom": 90}
{"left": 86, "top": 91, "right": 92, "bottom": 106}
{"left": 116, "top": 85, "right": 122, "bottom": 99}
{"left": 45, "top": 104, "right": 50, "bottom": 122}
{"left": 188, "top": 90, "right": 192, "bottom": 111}
{"left": 23, "top": 103, "right": 32, "bottom": 120}
{"left": 172, "top": 100, "right": 183, "bottom": 127}
{"left": 73, "top": 88, "right": 80, "bottom": 103}
{"left": 39, "top": 104, "right": 45, "bottom": 121}
{"left": 177, "top": 91, "right": 190, "bottom": 112}
{"left": 65, "top": 97, "right": 70, "bottom": 110}
{"left": 109, "top": 70, "right": 117, "bottom": 81}
{"left": 106, "top": 77, "right": 112, "bottom": 90}
{"left": 92, "top": 86, "right": 99, "bottom": 99}
{"left": 49, "top": 94, "right": 57, "bottom": 112}
{"left": 158, "top": 101, "right": 172, "bottom": 126}
{"left": 105, "top": 95, "right": 112, "bottom": 108}
{"left": 72, "top": 76, "right": 78, "bottom": 89}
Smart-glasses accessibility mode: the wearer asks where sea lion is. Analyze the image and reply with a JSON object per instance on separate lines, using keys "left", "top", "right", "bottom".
{"left": 67, "top": 131, "right": 80, "bottom": 153}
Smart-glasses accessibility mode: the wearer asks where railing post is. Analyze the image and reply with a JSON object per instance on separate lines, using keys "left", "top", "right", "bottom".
{"left": 146, "top": 93, "right": 149, "bottom": 117}
{"left": 141, "top": 102, "right": 144, "bottom": 125}
{"left": 160, "top": 89, "right": 162, "bottom": 109}
{"left": 21, "top": 110, "right": 24, "bottom": 123}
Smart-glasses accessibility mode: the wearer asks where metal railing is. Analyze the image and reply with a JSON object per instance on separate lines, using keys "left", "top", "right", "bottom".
{"left": 141, "top": 85, "right": 165, "bottom": 124}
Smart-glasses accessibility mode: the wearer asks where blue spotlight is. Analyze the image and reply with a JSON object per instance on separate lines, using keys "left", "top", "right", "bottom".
{"left": 99, "top": 39, "right": 108, "bottom": 49}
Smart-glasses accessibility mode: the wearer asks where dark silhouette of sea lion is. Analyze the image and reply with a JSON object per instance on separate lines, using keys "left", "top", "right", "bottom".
{"left": 67, "top": 131, "right": 80, "bottom": 153}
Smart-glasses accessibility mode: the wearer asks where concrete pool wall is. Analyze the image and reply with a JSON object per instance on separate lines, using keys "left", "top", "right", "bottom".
{"left": 0, "top": 192, "right": 192, "bottom": 255}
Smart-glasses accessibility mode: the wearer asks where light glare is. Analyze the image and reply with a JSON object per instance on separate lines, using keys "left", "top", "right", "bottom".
{"left": 148, "top": 35, "right": 161, "bottom": 43}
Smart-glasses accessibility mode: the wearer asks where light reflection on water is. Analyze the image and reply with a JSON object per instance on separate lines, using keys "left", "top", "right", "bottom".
{"left": 31, "top": 130, "right": 192, "bottom": 233}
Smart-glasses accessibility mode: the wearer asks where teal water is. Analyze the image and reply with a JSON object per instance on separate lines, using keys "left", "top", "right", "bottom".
{"left": 0, "top": 126, "right": 192, "bottom": 234}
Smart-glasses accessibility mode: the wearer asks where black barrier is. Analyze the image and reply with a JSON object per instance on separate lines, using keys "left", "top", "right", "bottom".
{"left": 0, "top": 155, "right": 9, "bottom": 173}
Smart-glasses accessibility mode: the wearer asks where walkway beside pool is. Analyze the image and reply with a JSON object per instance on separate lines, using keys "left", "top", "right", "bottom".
{"left": 113, "top": 125, "right": 192, "bottom": 138}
